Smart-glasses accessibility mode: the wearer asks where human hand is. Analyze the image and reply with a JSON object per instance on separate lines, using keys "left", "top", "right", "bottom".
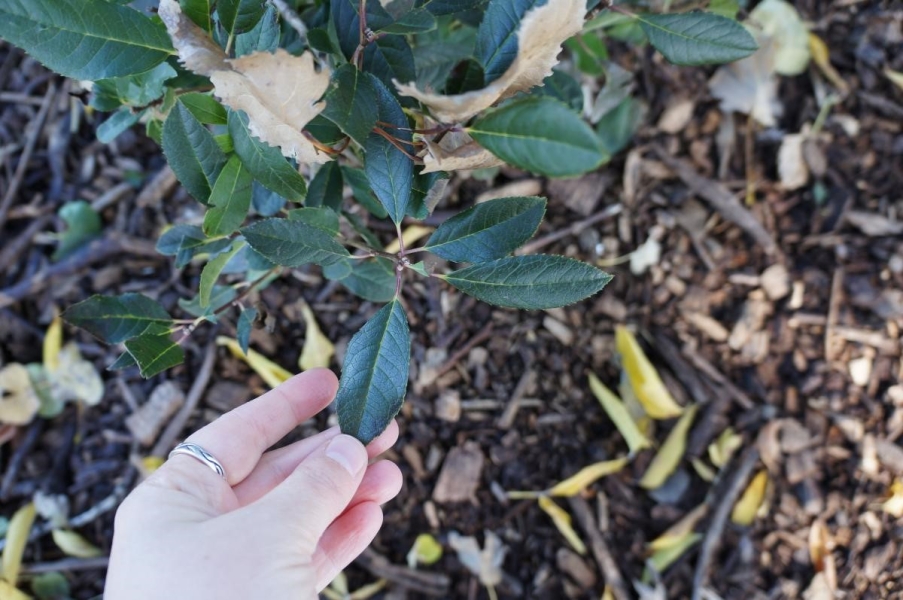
{"left": 104, "top": 369, "right": 402, "bottom": 599}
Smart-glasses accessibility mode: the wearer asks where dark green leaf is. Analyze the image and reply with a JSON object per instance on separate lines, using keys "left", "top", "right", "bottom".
{"left": 228, "top": 110, "right": 307, "bottom": 202}
{"left": 443, "top": 255, "right": 612, "bottom": 309}
{"left": 125, "top": 333, "right": 185, "bottom": 378}
{"left": 0, "top": 0, "right": 174, "bottom": 80}
{"left": 475, "top": 0, "right": 545, "bottom": 83}
{"left": 331, "top": 0, "right": 394, "bottom": 58}
{"left": 199, "top": 242, "right": 245, "bottom": 307}
{"left": 96, "top": 108, "right": 140, "bottom": 143}
{"left": 362, "top": 36, "right": 417, "bottom": 99}
{"left": 339, "top": 259, "right": 396, "bottom": 302}
{"left": 306, "top": 115, "right": 347, "bottom": 145}
{"left": 364, "top": 79, "right": 413, "bottom": 224}
{"left": 306, "top": 161, "right": 344, "bottom": 211}
{"left": 563, "top": 31, "right": 608, "bottom": 77}
{"left": 287, "top": 207, "right": 340, "bottom": 236}
{"left": 180, "top": 93, "right": 227, "bottom": 125}
{"left": 336, "top": 300, "right": 410, "bottom": 444}
{"left": 407, "top": 171, "right": 447, "bottom": 219}
{"left": 235, "top": 4, "right": 280, "bottom": 56}
{"left": 469, "top": 97, "right": 606, "bottom": 178}
{"left": 63, "top": 293, "right": 173, "bottom": 343}
{"left": 341, "top": 166, "right": 388, "bottom": 218}
{"left": 321, "top": 66, "right": 380, "bottom": 147}
{"left": 413, "top": 40, "right": 476, "bottom": 91}
{"left": 342, "top": 210, "right": 385, "bottom": 250}
{"left": 596, "top": 96, "right": 645, "bottom": 156}
{"left": 31, "top": 572, "right": 70, "bottom": 600}
{"left": 179, "top": 285, "right": 237, "bottom": 319}
{"left": 251, "top": 183, "right": 286, "bottom": 216}
{"left": 237, "top": 307, "right": 258, "bottom": 355}
{"left": 379, "top": 9, "right": 436, "bottom": 34}
{"left": 425, "top": 196, "right": 545, "bottom": 262}
{"left": 217, "top": 0, "right": 266, "bottom": 37}
{"left": 108, "top": 351, "right": 138, "bottom": 371}
{"left": 242, "top": 218, "right": 350, "bottom": 267}
{"left": 91, "top": 61, "right": 177, "bottom": 111}
{"left": 204, "top": 155, "right": 253, "bottom": 236}
{"left": 322, "top": 258, "right": 353, "bottom": 281}
{"left": 53, "top": 200, "right": 102, "bottom": 261}
{"left": 162, "top": 102, "right": 227, "bottom": 204}
{"left": 444, "top": 58, "right": 485, "bottom": 95}
{"left": 534, "top": 70, "right": 584, "bottom": 113}
{"left": 156, "top": 224, "right": 231, "bottom": 267}
{"left": 418, "top": 0, "right": 485, "bottom": 16}
{"left": 180, "top": 0, "right": 214, "bottom": 31}
{"left": 636, "top": 12, "right": 758, "bottom": 66}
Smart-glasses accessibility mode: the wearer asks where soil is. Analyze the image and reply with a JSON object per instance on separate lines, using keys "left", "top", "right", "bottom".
{"left": 1, "top": 1, "right": 902, "bottom": 598}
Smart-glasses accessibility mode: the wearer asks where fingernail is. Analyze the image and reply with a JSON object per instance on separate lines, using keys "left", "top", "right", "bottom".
{"left": 326, "top": 435, "right": 367, "bottom": 476}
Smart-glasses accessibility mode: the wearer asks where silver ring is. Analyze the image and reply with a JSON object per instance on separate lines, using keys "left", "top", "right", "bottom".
{"left": 168, "top": 442, "right": 226, "bottom": 479}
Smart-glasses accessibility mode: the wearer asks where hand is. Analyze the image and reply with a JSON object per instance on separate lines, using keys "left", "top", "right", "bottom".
{"left": 104, "top": 369, "right": 402, "bottom": 599}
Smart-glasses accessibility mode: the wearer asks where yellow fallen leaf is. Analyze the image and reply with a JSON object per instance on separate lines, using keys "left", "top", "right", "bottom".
{"left": 615, "top": 326, "right": 683, "bottom": 419}
{"left": 648, "top": 531, "right": 701, "bottom": 573}
{"left": 384, "top": 225, "right": 434, "bottom": 254}
{"left": 420, "top": 131, "right": 505, "bottom": 174}
{"left": 548, "top": 457, "right": 630, "bottom": 497}
{"left": 217, "top": 336, "right": 291, "bottom": 388}
{"left": 298, "top": 302, "right": 335, "bottom": 371}
{"left": 886, "top": 69, "right": 903, "bottom": 93}
{"left": 43, "top": 313, "right": 62, "bottom": 373}
{"left": 159, "top": 0, "right": 331, "bottom": 164}
{"left": 2, "top": 503, "right": 35, "bottom": 585}
{"left": 51, "top": 530, "right": 102, "bottom": 559}
{"left": 731, "top": 470, "right": 768, "bottom": 525}
{"left": 690, "top": 458, "right": 716, "bottom": 482}
{"left": 0, "top": 365, "right": 39, "bottom": 426}
{"left": 0, "top": 580, "right": 30, "bottom": 600}
{"left": 638, "top": 405, "right": 698, "bottom": 490}
{"left": 588, "top": 373, "right": 651, "bottom": 455}
{"left": 350, "top": 579, "right": 388, "bottom": 600}
{"left": 396, "top": 0, "right": 585, "bottom": 123}
{"left": 708, "top": 427, "right": 743, "bottom": 468}
{"left": 882, "top": 479, "right": 903, "bottom": 518}
{"left": 538, "top": 496, "right": 586, "bottom": 555}
{"left": 809, "top": 34, "right": 849, "bottom": 94}
{"left": 648, "top": 504, "right": 707, "bottom": 552}
{"left": 406, "top": 533, "right": 443, "bottom": 569}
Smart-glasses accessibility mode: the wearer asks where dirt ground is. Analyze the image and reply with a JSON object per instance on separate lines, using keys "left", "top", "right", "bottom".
{"left": 1, "top": 1, "right": 902, "bottom": 598}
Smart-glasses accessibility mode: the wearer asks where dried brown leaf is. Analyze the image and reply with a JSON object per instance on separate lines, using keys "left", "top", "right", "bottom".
{"left": 0, "top": 363, "right": 39, "bottom": 425}
{"left": 708, "top": 37, "right": 782, "bottom": 127}
{"left": 421, "top": 132, "right": 505, "bottom": 174}
{"left": 159, "top": 0, "right": 229, "bottom": 75}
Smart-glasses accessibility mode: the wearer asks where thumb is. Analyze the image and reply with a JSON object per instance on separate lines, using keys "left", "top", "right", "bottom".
{"left": 251, "top": 434, "right": 368, "bottom": 551}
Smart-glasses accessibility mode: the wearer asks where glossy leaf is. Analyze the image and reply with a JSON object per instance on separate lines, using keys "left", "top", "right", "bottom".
{"left": 424, "top": 196, "right": 545, "bottom": 263}
{"left": 305, "top": 161, "right": 344, "bottom": 211}
{"left": 162, "top": 102, "right": 227, "bottom": 204}
{"left": 320, "top": 65, "right": 380, "bottom": 146}
{"left": 469, "top": 97, "right": 606, "bottom": 178}
{"left": 364, "top": 80, "right": 413, "bottom": 224}
{"left": 236, "top": 306, "right": 258, "bottom": 355}
{"left": 217, "top": 0, "right": 266, "bottom": 37}
{"left": 181, "top": 93, "right": 227, "bottom": 125}
{"left": 336, "top": 301, "right": 410, "bottom": 444}
{"left": 340, "top": 259, "right": 396, "bottom": 302}
{"left": 475, "top": 0, "right": 546, "bottom": 83}
{"left": 203, "top": 155, "right": 253, "bottom": 236}
{"left": 0, "top": 0, "right": 173, "bottom": 80}
{"left": 443, "top": 255, "right": 612, "bottom": 310}
{"left": 235, "top": 4, "right": 280, "bottom": 56}
{"left": 362, "top": 36, "right": 417, "bottom": 99}
{"left": 229, "top": 111, "right": 307, "bottom": 202}
{"left": 63, "top": 293, "right": 172, "bottom": 344}
{"left": 124, "top": 332, "right": 185, "bottom": 378}
{"left": 341, "top": 166, "right": 387, "bottom": 218}
{"left": 241, "top": 218, "right": 350, "bottom": 267}
{"left": 199, "top": 241, "right": 245, "bottom": 307}
{"left": 287, "top": 207, "right": 340, "bottom": 236}
{"left": 636, "top": 12, "right": 758, "bottom": 66}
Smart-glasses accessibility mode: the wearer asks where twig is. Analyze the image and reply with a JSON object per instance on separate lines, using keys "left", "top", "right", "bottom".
{"left": 0, "top": 420, "right": 44, "bottom": 501}
{"left": 373, "top": 127, "right": 422, "bottom": 162}
{"left": 825, "top": 268, "right": 844, "bottom": 364}
{"left": 136, "top": 166, "right": 178, "bottom": 208}
{"left": 355, "top": 548, "right": 450, "bottom": 597}
{"left": 680, "top": 342, "right": 755, "bottom": 410}
{"left": 151, "top": 341, "right": 218, "bottom": 457}
{"left": 267, "top": 0, "right": 308, "bottom": 44}
{"left": 22, "top": 557, "right": 110, "bottom": 574}
{"left": 568, "top": 496, "right": 632, "bottom": 600}
{"left": 691, "top": 447, "right": 760, "bottom": 600}
{"left": 432, "top": 322, "right": 495, "bottom": 382}
{"left": 516, "top": 204, "right": 622, "bottom": 255}
{"left": 498, "top": 363, "right": 536, "bottom": 430}
{"left": 0, "top": 83, "right": 56, "bottom": 232}
{"left": 0, "top": 234, "right": 159, "bottom": 310}
{"left": 0, "top": 214, "right": 53, "bottom": 274}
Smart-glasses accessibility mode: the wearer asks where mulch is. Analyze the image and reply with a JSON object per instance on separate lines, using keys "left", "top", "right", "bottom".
{"left": 1, "top": 1, "right": 902, "bottom": 598}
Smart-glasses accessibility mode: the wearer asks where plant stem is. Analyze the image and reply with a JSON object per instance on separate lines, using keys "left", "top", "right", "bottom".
{"left": 373, "top": 127, "right": 422, "bottom": 162}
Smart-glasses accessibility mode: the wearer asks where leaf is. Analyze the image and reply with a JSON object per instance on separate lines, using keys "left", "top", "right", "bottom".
{"left": 615, "top": 326, "right": 684, "bottom": 419}
{"left": 203, "top": 155, "right": 253, "bottom": 236}
{"left": 475, "top": 0, "right": 546, "bottom": 83}
{"left": 2, "top": 503, "right": 35, "bottom": 586}
{"left": 636, "top": 12, "right": 758, "bottom": 66}
{"left": 335, "top": 301, "right": 410, "bottom": 445}
{"left": 379, "top": 9, "right": 436, "bottom": 34}
{"left": 179, "top": 286, "right": 237, "bottom": 320}
{"left": 442, "top": 255, "right": 612, "bottom": 310}
{"left": 51, "top": 530, "right": 102, "bottom": 559}
{"left": 235, "top": 5, "right": 280, "bottom": 57}
{"left": 548, "top": 457, "right": 630, "bottom": 497}
{"left": 340, "top": 259, "right": 397, "bottom": 303}
{"left": 707, "top": 427, "right": 742, "bottom": 467}
{"left": 180, "top": 0, "right": 214, "bottom": 31}
{"left": 31, "top": 572, "right": 71, "bottom": 600}
{"left": 298, "top": 301, "right": 335, "bottom": 371}
{"left": 199, "top": 241, "right": 245, "bottom": 307}
{"left": 708, "top": 36, "right": 783, "bottom": 127}
{"left": 124, "top": 333, "right": 185, "bottom": 379}
{"left": 537, "top": 496, "right": 587, "bottom": 555}
{"left": 407, "top": 533, "right": 443, "bottom": 569}
{"left": 420, "top": 130, "right": 506, "bottom": 175}
{"left": 396, "top": 0, "right": 586, "bottom": 123}
{"left": 448, "top": 530, "right": 507, "bottom": 587}
{"left": 469, "top": 97, "right": 606, "bottom": 178}
{"left": 363, "top": 36, "right": 417, "bottom": 100}
{"left": 0, "top": 364, "right": 39, "bottom": 426}
{"left": 156, "top": 224, "right": 231, "bottom": 268}
{"left": 217, "top": 0, "right": 266, "bottom": 38}
{"left": 648, "top": 532, "right": 701, "bottom": 573}
{"left": 0, "top": 0, "right": 173, "bottom": 80}
{"left": 565, "top": 31, "right": 608, "bottom": 77}
{"left": 535, "top": 70, "right": 584, "bottom": 113}
{"left": 886, "top": 68, "right": 903, "bottom": 92}
{"left": 748, "top": 0, "right": 810, "bottom": 76}
{"left": 50, "top": 343, "right": 104, "bottom": 406}
{"left": 731, "top": 470, "right": 768, "bottom": 525}
{"left": 92, "top": 60, "right": 178, "bottom": 111}
{"left": 321, "top": 65, "right": 380, "bottom": 146}
{"left": 413, "top": 38, "right": 476, "bottom": 91}
{"left": 63, "top": 293, "right": 172, "bottom": 344}
{"left": 638, "top": 405, "right": 699, "bottom": 490}
{"left": 424, "top": 197, "right": 545, "bottom": 263}
{"left": 218, "top": 336, "right": 291, "bottom": 387}
{"left": 306, "top": 162, "right": 344, "bottom": 211}
{"left": 181, "top": 93, "right": 228, "bottom": 125}
{"left": 236, "top": 307, "right": 258, "bottom": 355}
{"left": 0, "top": 581, "right": 30, "bottom": 600}
{"left": 288, "top": 207, "right": 340, "bottom": 236}
{"left": 384, "top": 225, "right": 434, "bottom": 255}
{"left": 418, "top": 0, "right": 484, "bottom": 16}
{"left": 159, "top": 0, "right": 332, "bottom": 163}
{"left": 365, "top": 80, "right": 413, "bottom": 224}
{"left": 596, "top": 97, "right": 646, "bottom": 157}
{"left": 342, "top": 167, "right": 389, "bottom": 219}
{"left": 648, "top": 504, "right": 707, "bottom": 552}
{"left": 241, "top": 218, "right": 350, "bottom": 267}
{"left": 162, "top": 102, "right": 227, "bottom": 204}
{"left": 882, "top": 479, "right": 903, "bottom": 518}
{"left": 809, "top": 34, "right": 848, "bottom": 94}
{"left": 43, "top": 314, "right": 63, "bottom": 373}
{"left": 708, "top": 0, "right": 740, "bottom": 19}
{"left": 53, "top": 201, "right": 102, "bottom": 261}
{"left": 588, "top": 373, "right": 652, "bottom": 455}
{"left": 96, "top": 109, "right": 141, "bottom": 144}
